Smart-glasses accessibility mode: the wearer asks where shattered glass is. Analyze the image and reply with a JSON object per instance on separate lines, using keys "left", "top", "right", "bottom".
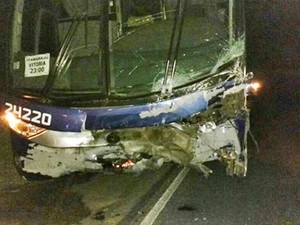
{"left": 11, "top": 0, "right": 246, "bottom": 97}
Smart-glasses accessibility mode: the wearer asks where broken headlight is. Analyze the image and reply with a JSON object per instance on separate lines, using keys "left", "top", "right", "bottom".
{"left": 246, "top": 81, "right": 262, "bottom": 94}
{"left": 4, "top": 113, "right": 46, "bottom": 139}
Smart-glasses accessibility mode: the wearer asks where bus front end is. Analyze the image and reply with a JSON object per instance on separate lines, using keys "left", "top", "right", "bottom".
{"left": 1, "top": 0, "right": 253, "bottom": 180}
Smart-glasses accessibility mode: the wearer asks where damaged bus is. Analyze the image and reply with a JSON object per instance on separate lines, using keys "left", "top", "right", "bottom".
{"left": 0, "top": 0, "right": 256, "bottom": 180}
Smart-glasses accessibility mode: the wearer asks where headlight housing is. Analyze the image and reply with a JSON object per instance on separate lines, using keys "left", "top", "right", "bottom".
{"left": 4, "top": 113, "right": 46, "bottom": 139}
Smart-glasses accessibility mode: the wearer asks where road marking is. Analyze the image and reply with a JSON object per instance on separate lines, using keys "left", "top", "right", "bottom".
{"left": 139, "top": 166, "right": 190, "bottom": 225}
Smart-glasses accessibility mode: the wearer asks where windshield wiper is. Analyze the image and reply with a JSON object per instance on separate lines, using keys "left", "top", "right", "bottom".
{"left": 161, "top": 0, "right": 187, "bottom": 96}
{"left": 41, "top": 15, "right": 82, "bottom": 99}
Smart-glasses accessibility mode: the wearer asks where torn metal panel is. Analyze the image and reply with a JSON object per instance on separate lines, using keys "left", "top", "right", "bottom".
{"left": 83, "top": 91, "right": 208, "bottom": 129}
{"left": 21, "top": 95, "right": 249, "bottom": 178}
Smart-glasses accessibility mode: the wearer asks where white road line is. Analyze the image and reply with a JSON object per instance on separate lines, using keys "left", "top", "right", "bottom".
{"left": 139, "top": 166, "right": 190, "bottom": 225}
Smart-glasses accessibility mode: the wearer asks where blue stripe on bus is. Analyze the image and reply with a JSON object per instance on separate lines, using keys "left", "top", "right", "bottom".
{"left": 0, "top": 91, "right": 208, "bottom": 132}
{"left": 83, "top": 91, "right": 208, "bottom": 129}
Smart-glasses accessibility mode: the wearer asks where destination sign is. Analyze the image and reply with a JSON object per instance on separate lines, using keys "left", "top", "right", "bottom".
{"left": 25, "top": 53, "right": 50, "bottom": 77}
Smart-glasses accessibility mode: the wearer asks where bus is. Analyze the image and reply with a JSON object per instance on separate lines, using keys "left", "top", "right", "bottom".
{"left": 0, "top": 0, "right": 255, "bottom": 180}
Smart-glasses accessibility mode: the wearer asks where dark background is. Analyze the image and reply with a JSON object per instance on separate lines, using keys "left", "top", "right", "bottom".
{"left": 246, "top": 0, "right": 300, "bottom": 68}
{"left": 244, "top": 1, "right": 300, "bottom": 142}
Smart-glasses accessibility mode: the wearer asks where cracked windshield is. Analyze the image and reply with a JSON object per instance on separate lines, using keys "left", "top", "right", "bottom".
{"left": 12, "top": 0, "right": 244, "bottom": 97}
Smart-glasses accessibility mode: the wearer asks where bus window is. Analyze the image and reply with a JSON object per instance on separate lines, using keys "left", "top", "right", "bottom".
{"left": 12, "top": 1, "right": 59, "bottom": 92}
{"left": 36, "top": 9, "right": 59, "bottom": 56}
{"left": 111, "top": 0, "right": 175, "bottom": 95}
{"left": 10, "top": 0, "right": 246, "bottom": 99}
